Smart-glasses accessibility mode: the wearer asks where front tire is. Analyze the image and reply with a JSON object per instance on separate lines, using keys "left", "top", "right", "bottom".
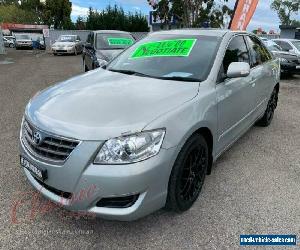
{"left": 166, "top": 134, "right": 208, "bottom": 212}
{"left": 256, "top": 87, "right": 279, "bottom": 127}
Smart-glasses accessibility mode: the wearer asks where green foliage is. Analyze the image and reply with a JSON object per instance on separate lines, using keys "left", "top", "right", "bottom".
{"left": 0, "top": 4, "right": 39, "bottom": 23}
{"left": 0, "top": 0, "right": 73, "bottom": 29}
{"left": 86, "top": 5, "right": 149, "bottom": 32}
{"left": 148, "top": 0, "right": 233, "bottom": 28}
{"left": 271, "top": 0, "right": 300, "bottom": 25}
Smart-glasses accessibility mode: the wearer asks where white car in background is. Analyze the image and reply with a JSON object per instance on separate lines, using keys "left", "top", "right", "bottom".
{"left": 272, "top": 39, "right": 300, "bottom": 56}
{"left": 51, "top": 35, "right": 83, "bottom": 55}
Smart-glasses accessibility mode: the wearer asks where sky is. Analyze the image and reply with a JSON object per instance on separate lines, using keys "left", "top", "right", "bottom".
{"left": 70, "top": 0, "right": 300, "bottom": 33}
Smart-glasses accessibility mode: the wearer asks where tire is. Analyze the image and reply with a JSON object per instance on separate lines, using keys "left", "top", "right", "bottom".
{"left": 165, "top": 134, "right": 208, "bottom": 212}
{"left": 256, "top": 87, "right": 279, "bottom": 127}
{"left": 83, "top": 59, "right": 89, "bottom": 72}
{"left": 53, "top": 53, "right": 57, "bottom": 56}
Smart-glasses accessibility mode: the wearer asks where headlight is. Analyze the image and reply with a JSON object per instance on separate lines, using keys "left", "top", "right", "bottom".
{"left": 94, "top": 129, "right": 166, "bottom": 164}
{"left": 67, "top": 44, "right": 74, "bottom": 48}
{"left": 279, "top": 58, "right": 288, "bottom": 63}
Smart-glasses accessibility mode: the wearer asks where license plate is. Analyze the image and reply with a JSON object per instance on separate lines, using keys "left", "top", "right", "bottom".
{"left": 296, "top": 66, "right": 300, "bottom": 69}
{"left": 20, "top": 156, "right": 48, "bottom": 181}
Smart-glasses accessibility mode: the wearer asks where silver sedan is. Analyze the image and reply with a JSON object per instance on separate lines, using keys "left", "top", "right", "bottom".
{"left": 20, "top": 29, "right": 280, "bottom": 221}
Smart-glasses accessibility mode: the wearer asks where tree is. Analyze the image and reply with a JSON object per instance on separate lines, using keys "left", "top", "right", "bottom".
{"left": 0, "top": 4, "right": 39, "bottom": 23}
{"left": 271, "top": 0, "right": 300, "bottom": 25}
{"left": 86, "top": 4, "right": 149, "bottom": 32}
{"left": 75, "top": 16, "right": 86, "bottom": 30}
{"left": 148, "top": 0, "right": 233, "bottom": 29}
{"left": 43, "top": 0, "right": 72, "bottom": 29}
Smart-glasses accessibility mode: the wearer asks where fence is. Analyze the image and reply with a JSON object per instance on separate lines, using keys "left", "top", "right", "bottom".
{"left": 46, "top": 30, "right": 149, "bottom": 48}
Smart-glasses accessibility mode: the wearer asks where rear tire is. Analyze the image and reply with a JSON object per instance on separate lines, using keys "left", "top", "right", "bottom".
{"left": 165, "top": 134, "right": 208, "bottom": 212}
{"left": 83, "top": 59, "right": 89, "bottom": 72}
{"left": 256, "top": 87, "right": 279, "bottom": 127}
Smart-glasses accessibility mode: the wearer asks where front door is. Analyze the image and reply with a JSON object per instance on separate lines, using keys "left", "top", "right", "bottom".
{"left": 216, "top": 35, "right": 255, "bottom": 154}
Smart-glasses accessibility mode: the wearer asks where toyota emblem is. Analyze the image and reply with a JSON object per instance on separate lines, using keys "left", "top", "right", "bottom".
{"left": 32, "top": 131, "right": 42, "bottom": 145}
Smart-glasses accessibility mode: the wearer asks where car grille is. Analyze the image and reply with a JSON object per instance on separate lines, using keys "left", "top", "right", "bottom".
{"left": 21, "top": 120, "right": 79, "bottom": 163}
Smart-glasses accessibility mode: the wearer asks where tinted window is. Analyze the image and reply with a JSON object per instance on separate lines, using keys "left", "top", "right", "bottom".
{"left": 279, "top": 41, "right": 293, "bottom": 51}
{"left": 223, "top": 36, "right": 250, "bottom": 73}
{"left": 246, "top": 36, "right": 272, "bottom": 67}
{"left": 107, "top": 35, "right": 221, "bottom": 82}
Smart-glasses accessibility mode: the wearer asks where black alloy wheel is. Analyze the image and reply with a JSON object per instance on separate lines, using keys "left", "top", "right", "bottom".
{"left": 166, "top": 134, "right": 208, "bottom": 212}
{"left": 256, "top": 87, "right": 278, "bottom": 127}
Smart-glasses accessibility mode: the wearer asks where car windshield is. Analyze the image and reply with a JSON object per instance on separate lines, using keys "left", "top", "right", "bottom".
{"left": 58, "top": 35, "right": 76, "bottom": 42}
{"left": 291, "top": 41, "right": 300, "bottom": 51}
{"left": 15, "top": 34, "right": 30, "bottom": 40}
{"left": 268, "top": 44, "right": 282, "bottom": 51}
{"left": 96, "top": 33, "right": 134, "bottom": 50}
{"left": 107, "top": 34, "right": 221, "bottom": 82}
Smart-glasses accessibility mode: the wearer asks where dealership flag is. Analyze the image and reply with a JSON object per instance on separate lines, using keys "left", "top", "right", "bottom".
{"left": 229, "top": 0, "right": 259, "bottom": 30}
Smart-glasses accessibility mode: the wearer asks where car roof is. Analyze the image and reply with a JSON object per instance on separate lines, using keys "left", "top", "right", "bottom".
{"left": 272, "top": 38, "right": 299, "bottom": 42}
{"left": 148, "top": 29, "right": 249, "bottom": 37}
{"left": 60, "top": 34, "right": 77, "bottom": 36}
{"left": 93, "top": 30, "right": 132, "bottom": 35}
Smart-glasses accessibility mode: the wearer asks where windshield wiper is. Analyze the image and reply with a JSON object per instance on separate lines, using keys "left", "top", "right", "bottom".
{"left": 109, "top": 69, "right": 201, "bottom": 82}
{"left": 158, "top": 76, "right": 201, "bottom": 82}
{"left": 108, "top": 69, "right": 152, "bottom": 78}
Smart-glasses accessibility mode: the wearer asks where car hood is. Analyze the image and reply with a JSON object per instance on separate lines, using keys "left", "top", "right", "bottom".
{"left": 52, "top": 42, "right": 75, "bottom": 47}
{"left": 96, "top": 49, "right": 123, "bottom": 61}
{"left": 25, "top": 69, "right": 199, "bottom": 141}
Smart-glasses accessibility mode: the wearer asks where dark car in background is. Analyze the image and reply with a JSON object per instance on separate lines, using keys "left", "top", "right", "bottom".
{"left": 266, "top": 41, "right": 300, "bottom": 76}
{"left": 83, "top": 30, "right": 136, "bottom": 71}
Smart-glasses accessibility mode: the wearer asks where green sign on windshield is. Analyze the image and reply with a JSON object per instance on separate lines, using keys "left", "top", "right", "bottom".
{"left": 131, "top": 39, "right": 197, "bottom": 59}
{"left": 108, "top": 38, "right": 134, "bottom": 46}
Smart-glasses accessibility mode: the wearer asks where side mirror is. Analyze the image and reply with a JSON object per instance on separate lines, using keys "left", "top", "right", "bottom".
{"left": 227, "top": 62, "right": 250, "bottom": 78}
{"left": 84, "top": 43, "right": 94, "bottom": 50}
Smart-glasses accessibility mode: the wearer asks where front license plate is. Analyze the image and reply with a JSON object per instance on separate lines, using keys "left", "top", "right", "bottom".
{"left": 20, "top": 156, "right": 48, "bottom": 181}
{"left": 296, "top": 65, "right": 300, "bottom": 69}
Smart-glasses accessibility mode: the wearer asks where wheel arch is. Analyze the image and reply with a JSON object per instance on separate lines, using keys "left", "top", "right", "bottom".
{"left": 193, "top": 127, "right": 214, "bottom": 175}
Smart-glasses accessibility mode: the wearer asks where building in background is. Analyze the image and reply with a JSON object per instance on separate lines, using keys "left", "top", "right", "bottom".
{"left": 280, "top": 25, "right": 300, "bottom": 39}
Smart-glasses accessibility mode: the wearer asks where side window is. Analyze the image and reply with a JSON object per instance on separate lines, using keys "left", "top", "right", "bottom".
{"left": 280, "top": 41, "right": 293, "bottom": 51}
{"left": 223, "top": 36, "right": 250, "bottom": 73}
{"left": 246, "top": 36, "right": 272, "bottom": 67}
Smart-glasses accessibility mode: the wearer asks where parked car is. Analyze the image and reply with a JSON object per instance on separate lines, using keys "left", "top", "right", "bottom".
{"left": 20, "top": 29, "right": 280, "bottom": 221}
{"left": 83, "top": 30, "right": 135, "bottom": 71}
{"left": 3, "top": 37, "right": 14, "bottom": 48}
{"left": 272, "top": 39, "right": 300, "bottom": 57}
{"left": 51, "top": 35, "right": 83, "bottom": 55}
{"left": 267, "top": 42, "right": 300, "bottom": 76}
{"left": 14, "top": 34, "right": 33, "bottom": 50}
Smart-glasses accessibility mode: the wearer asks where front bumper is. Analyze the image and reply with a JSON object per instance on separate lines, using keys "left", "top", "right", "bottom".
{"left": 281, "top": 62, "right": 300, "bottom": 75}
{"left": 52, "top": 47, "right": 75, "bottom": 54}
{"left": 20, "top": 136, "right": 177, "bottom": 221}
{"left": 16, "top": 43, "right": 33, "bottom": 48}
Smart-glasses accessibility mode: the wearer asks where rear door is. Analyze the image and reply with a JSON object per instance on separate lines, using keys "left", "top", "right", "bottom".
{"left": 245, "top": 35, "right": 276, "bottom": 117}
{"left": 216, "top": 35, "right": 255, "bottom": 152}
